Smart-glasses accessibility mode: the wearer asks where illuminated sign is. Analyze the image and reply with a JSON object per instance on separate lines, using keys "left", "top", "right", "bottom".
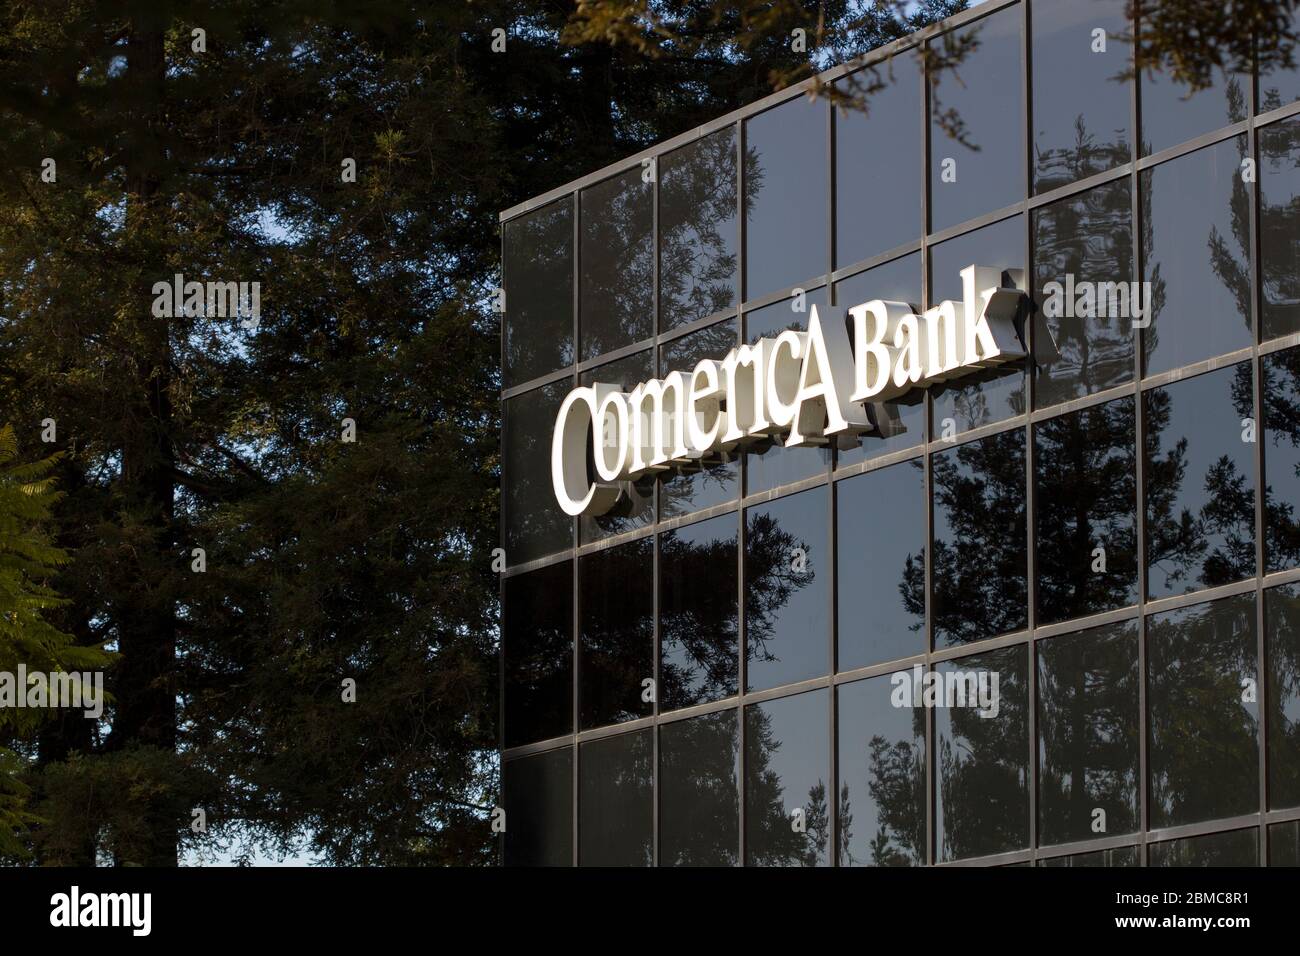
{"left": 552, "top": 265, "right": 1050, "bottom": 516}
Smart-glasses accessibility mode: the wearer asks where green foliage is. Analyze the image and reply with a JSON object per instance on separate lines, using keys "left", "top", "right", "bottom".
{"left": 0, "top": 424, "right": 112, "bottom": 857}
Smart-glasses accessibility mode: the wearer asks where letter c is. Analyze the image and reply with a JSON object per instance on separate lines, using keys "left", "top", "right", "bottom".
{"left": 551, "top": 386, "right": 622, "bottom": 516}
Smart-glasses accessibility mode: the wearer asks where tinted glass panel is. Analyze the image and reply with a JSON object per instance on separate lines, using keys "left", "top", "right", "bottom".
{"left": 1265, "top": 347, "right": 1300, "bottom": 572}
{"left": 579, "top": 730, "right": 652, "bottom": 866}
{"left": 1149, "top": 829, "right": 1259, "bottom": 867}
{"left": 503, "top": 748, "right": 572, "bottom": 866}
{"left": 503, "top": 198, "right": 573, "bottom": 387}
{"left": 835, "top": 55, "right": 922, "bottom": 267}
{"left": 659, "top": 709, "right": 740, "bottom": 866}
{"left": 1032, "top": 177, "right": 1136, "bottom": 407}
{"left": 836, "top": 253, "right": 926, "bottom": 466}
{"left": 932, "top": 429, "right": 1028, "bottom": 648}
{"left": 1141, "top": 61, "right": 1247, "bottom": 157}
{"left": 503, "top": 561, "right": 572, "bottom": 748}
{"left": 745, "top": 97, "right": 828, "bottom": 301}
{"left": 660, "top": 513, "right": 740, "bottom": 709}
{"left": 836, "top": 460, "right": 926, "bottom": 669}
{"left": 1267, "top": 583, "right": 1300, "bottom": 809}
{"left": 929, "top": 6, "right": 1024, "bottom": 231}
{"left": 745, "top": 286, "right": 828, "bottom": 342}
{"left": 580, "top": 169, "right": 653, "bottom": 360}
{"left": 660, "top": 127, "right": 738, "bottom": 329}
{"left": 504, "top": 381, "right": 571, "bottom": 565}
{"left": 1259, "top": 9, "right": 1300, "bottom": 113}
{"left": 935, "top": 645, "right": 1030, "bottom": 861}
{"left": 579, "top": 351, "right": 654, "bottom": 543}
{"left": 579, "top": 537, "right": 653, "bottom": 729}
{"left": 1035, "top": 398, "right": 1138, "bottom": 624}
{"left": 1270, "top": 820, "right": 1300, "bottom": 866}
{"left": 1144, "top": 363, "right": 1256, "bottom": 599}
{"left": 1038, "top": 847, "right": 1139, "bottom": 867}
{"left": 1147, "top": 593, "right": 1259, "bottom": 830}
{"left": 745, "top": 689, "right": 830, "bottom": 866}
{"left": 1037, "top": 620, "right": 1140, "bottom": 846}
{"left": 1031, "top": 0, "right": 1131, "bottom": 193}
{"left": 837, "top": 674, "right": 926, "bottom": 866}
{"left": 1141, "top": 137, "right": 1253, "bottom": 375}
{"left": 930, "top": 215, "right": 1026, "bottom": 433}
{"left": 745, "top": 487, "right": 830, "bottom": 691}
{"left": 659, "top": 320, "right": 740, "bottom": 518}
{"left": 1261, "top": 116, "right": 1300, "bottom": 340}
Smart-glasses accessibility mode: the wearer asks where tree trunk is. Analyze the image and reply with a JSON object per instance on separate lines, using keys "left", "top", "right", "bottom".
{"left": 107, "top": 13, "right": 178, "bottom": 867}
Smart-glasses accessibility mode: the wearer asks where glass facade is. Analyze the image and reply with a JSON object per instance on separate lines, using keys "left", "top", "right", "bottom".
{"left": 498, "top": 0, "right": 1300, "bottom": 865}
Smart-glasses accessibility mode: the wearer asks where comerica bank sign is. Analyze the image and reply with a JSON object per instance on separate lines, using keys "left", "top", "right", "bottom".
{"left": 553, "top": 265, "right": 1053, "bottom": 516}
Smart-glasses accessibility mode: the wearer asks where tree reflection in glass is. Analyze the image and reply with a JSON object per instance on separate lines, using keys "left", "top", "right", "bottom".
{"left": 1144, "top": 363, "right": 1256, "bottom": 598}
{"left": 928, "top": 429, "right": 1028, "bottom": 648}
{"left": 837, "top": 674, "right": 926, "bottom": 866}
{"left": 935, "top": 645, "right": 1030, "bottom": 861}
{"left": 579, "top": 168, "right": 653, "bottom": 361}
{"left": 659, "top": 128, "right": 737, "bottom": 329}
{"left": 1147, "top": 594, "right": 1259, "bottom": 830}
{"left": 659, "top": 514, "right": 739, "bottom": 709}
{"left": 744, "top": 690, "right": 830, "bottom": 867}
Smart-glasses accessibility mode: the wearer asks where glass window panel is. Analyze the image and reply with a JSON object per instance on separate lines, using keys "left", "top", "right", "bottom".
{"left": 579, "top": 537, "right": 653, "bottom": 730}
{"left": 1141, "top": 136, "right": 1253, "bottom": 375}
{"left": 659, "top": 709, "right": 740, "bottom": 866}
{"left": 1032, "top": 177, "right": 1136, "bottom": 407}
{"left": 835, "top": 55, "right": 923, "bottom": 267}
{"left": 659, "top": 320, "right": 739, "bottom": 518}
{"left": 1261, "top": 116, "right": 1300, "bottom": 340}
{"left": 745, "top": 286, "right": 828, "bottom": 342}
{"left": 665, "top": 515, "right": 738, "bottom": 712}
{"left": 1034, "top": 398, "right": 1138, "bottom": 624}
{"left": 745, "top": 487, "right": 830, "bottom": 691}
{"left": 1036, "top": 620, "right": 1140, "bottom": 846}
{"left": 836, "top": 460, "right": 926, "bottom": 669}
{"left": 1267, "top": 583, "right": 1300, "bottom": 809}
{"left": 1141, "top": 62, "right": 1248, "bottom": 157}
{"left": 745, "top": 689, "right": 831, "bottom": 866}
{"left": 932, "top": 429, "right": 1028, "bottom": 648}
{"left": 503, "top": 381, "right": 572, "bottom": 566}
{"left": 835, "top": 252, "right": 926, "bottom": 466}
{"left": 1148, "top": 829, "right": 1259, "bottom": 867}
{"left": 660, "top": 513, "right": 740, "bottom": 709}
{"left": 835, "top": 251, "right": 921, "bottom": 311}
{"left": 1265, "top": 347, "right": 1300, "bottom": 573}
{"left": 1147, "top": 593, "right": 1259, "bottom": 830}
{"left": 1259, "top": 9, "right": 1300, "bottom": 113}
{"left": 744, "top": 96, "right": 828, "bottom": 302}
{"left": 928, "top": 6, "right": 1024, "bottom": 232}
{"left": 580, "top": 168, "right": 653, "bottom": 360}
{"left": 1037, "top": 846, "right": 1139, "bottom": 867}
{"left": 579, "top": 730, "right": 652, "bottom": 866}
{"left": 743, "top": 287, "right": 832, "bottom": 493}
{"left": 660, "top": 127, "right": 738, "bottom": 329}
{"left": 502, "top": 748, "right": 572, "bottom": 867}
{"left": 1144, "top": 363, "right": 1256, "bottom": 599}
{"left": 935, "top": 645, "right": 1030, "bottom": 861}
{"left": 502, "top": 560, "right": 572, "bottom": 748}
{"left": 579, "top": 351, "right": 654, "bottom": 543}
{"left": 837, "top": 674, "right": 926, "bottom": 866}
{"left": 1270, "top": 820, "right": 1300, "bottom": 866}
{"left": 1030, "top": 0, "right": 1131, "bottom": 193}
{"left": 503, "top": 198, "right": 574, "bottom": 388}
{"left": 930, "top": 215, "right": 1027, "bottom": 434}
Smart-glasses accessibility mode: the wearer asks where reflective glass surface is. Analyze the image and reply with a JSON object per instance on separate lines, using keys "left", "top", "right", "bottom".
{"left": 745, "top": 689, "right": 830, "bottom": 866}
{"left": 745, "top": 487, "right": 830, "bottom": 691}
